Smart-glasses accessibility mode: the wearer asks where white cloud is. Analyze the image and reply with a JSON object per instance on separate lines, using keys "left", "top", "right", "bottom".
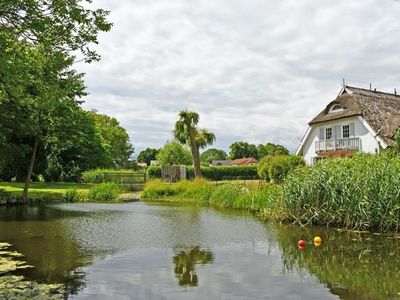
{"left": 78, "top": 0, "right": 400, "bottom": 154}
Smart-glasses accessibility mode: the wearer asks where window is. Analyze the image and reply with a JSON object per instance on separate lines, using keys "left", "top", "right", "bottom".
{"left": 326, "top": 127, "right": 332, "bottom": 140}
{"left": 342, "top": 125, "right": 350, "bottom": 138}
{"left": 328, "top": 104, "right": 343, "bottom": 113}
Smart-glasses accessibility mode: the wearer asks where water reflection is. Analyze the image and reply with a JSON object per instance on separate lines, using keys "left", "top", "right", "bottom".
{"left": 0, "top": 206, "right": 91, "bottom": 295}
{"left": 274, "top": 224, "right": 400, "bottom": 300}
{"left": 173, "top": 246, "right": 214, "bottom": 286}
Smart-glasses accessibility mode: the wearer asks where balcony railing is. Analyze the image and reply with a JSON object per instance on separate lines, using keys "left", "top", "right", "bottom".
{"left": 315, "top": 137, "right": 360, "bottom": 153}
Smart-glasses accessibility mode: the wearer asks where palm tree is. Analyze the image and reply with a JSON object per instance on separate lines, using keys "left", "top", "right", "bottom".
{"left": 174, "top": 110, "right": 215, "bottom": 177}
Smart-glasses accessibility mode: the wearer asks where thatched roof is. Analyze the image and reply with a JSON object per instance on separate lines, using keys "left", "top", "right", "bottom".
{"left": 309, "top": 86, "right": 400, "bottom": 145}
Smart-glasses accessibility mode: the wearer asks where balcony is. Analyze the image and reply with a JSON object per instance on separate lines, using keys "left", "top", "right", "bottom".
{"left": 315, "top": 137, "right": 360, "bottom": 153}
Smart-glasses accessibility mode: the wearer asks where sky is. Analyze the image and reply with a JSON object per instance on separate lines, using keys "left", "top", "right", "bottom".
{"left": 77, "top": 0, "right": 400, "bottom": 155}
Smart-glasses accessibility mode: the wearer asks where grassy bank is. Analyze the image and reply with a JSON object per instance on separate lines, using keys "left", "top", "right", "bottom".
{"left": 0, "top": 182, "right": 129, "bottom": 204}
{"left": 0, "top": 182, "right": 92, "bottom": 203}
{"left": 142, "top": 154, "right": 400, "bottom": 232}
{"left": 142, "top": 179, "right": 283, "bottom": 219}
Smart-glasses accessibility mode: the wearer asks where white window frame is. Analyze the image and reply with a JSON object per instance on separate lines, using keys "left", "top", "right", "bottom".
{"left": 329, "top": 104, "right": 343, "bottom": 113}
{"left": 342, "top": 124, "right": 350, "bottom": 138}
{"left": 325, "top": 127, "right": 332, "bottom": 140}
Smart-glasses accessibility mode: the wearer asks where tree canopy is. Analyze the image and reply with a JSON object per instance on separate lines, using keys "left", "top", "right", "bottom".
{"left": 156, "top": 141, "right": 193, "bottom": 166}
{"left": 137, "top": 148, "right": 159, "bottom": 166}
{"left": 229, "top": 141, "right": 289, "bottom": 160}
{"left": 200, "top": 148, "right": 228, "bottom": 165}
{"left": 0, "top": 0, "right": 113, "bottom": 201}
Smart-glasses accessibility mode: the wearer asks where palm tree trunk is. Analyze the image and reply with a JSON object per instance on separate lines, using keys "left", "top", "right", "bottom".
{"left": 188, "top": 129, "right": 201, "bottom": 178}
{"left": 21, "top": 136, "right": 39, "bottom": 204}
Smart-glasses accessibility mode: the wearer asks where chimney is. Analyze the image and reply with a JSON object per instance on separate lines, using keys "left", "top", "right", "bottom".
{"left": 370, "top": 83, "right": 372, "bottom": 90}
{"left": 395, "top": 88, "right": 397, "bottom": 96}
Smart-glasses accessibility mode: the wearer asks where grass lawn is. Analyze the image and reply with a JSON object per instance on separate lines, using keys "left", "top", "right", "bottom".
{"left": 0, "top": 182, "right": 93, "bottom": 202}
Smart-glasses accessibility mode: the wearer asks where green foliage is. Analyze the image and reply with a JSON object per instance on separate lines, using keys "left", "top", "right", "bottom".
{"left": 88, "top": 183, "right": 122, "bottom": 202}
{"left": 257, "top": 155, "right": 304, "bottom": 183}
{"left": 147, "top": 166, "right": 162, "bottom": 178}
{"left": 63, "top": 189, "right": 87, "bottom": 203}
{"left": 82, "top": 169, "right": 144, "bottom": 184}
{"left": 0, "top": 0, "right": 112, "bottom": 200}
{"left": 174, "top": 110, "right": 215, "bottom": 177}
{"left": 229, "top": 141, "right": 289, "bottom": 160}
{"left": 199, "top": 165, "right": 259, "bottom": 181}
{"left": 142, "top": 179, "right": 282, "bottom": 216}
{"left": 200, "top": 148, "right": 228, "bottom": 165}
{"left": 156, "top": 141, "right": 193, "bottom": 166}
{"left": 137, "top": 148, "right": 159, "bottom": 165}
{"left": 0, "top": 0, "right": 112, "bottom": 62}
{"left": 146, "top": 165, "right": 258, "bottom": 181}
{"left": 282, "top": 154, "right": 400, "bottom": 231}
{"left": 89, "top": 111, "right": 134, "bottom": 168}
{"left": 229, "top": 142, "right": 258, "bottom": 160}
{"left": 257, "top": 143, "right": 289, "bottom": 158}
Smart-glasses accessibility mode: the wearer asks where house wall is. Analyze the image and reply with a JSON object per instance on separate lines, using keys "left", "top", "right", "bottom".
{"left": 301, "top": 116, "right": 381, "bottom": 165}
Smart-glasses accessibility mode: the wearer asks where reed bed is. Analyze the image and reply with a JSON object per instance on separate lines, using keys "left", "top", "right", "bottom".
{"left": 282, "top": 154, "right": 400, "bottom": 231}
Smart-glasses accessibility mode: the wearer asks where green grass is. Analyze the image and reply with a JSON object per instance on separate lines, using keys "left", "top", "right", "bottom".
{"left": 142, "top": 179, "right": 282, "bottom": 218}
{"left": 0, "top": 182, "right": 92, "bottom": 202}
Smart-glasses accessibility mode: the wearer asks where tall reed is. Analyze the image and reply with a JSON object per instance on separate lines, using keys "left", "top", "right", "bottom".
{"left": 282, "top": 154, "right": 400, "bottom": 231}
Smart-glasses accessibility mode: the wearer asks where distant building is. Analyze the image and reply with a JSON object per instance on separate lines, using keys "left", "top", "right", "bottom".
{"left": 296, "top": 85, "right": 400, "bottom": 165}
{"left": 211, "top": 160, "right": 232, "bottom": 166}
{"left": 230, "top": 157, "right": 258, "bottom": 165}
{"left": 150, "top": 160, "right": 158, "bottom": 166}
{"left": 137, "top": 163, "right": 147, "bottom": 170}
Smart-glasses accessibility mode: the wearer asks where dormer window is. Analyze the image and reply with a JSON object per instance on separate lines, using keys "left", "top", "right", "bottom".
{"left": 328, "top": 104, "right": 343, "bottom": 113}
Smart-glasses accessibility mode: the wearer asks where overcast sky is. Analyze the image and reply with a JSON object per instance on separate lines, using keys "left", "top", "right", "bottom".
{"left": 77, "top": 0, "right": 400, "bottom": 155}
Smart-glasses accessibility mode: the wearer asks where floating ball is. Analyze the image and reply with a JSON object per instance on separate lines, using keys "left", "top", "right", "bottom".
{"left": 298, "top": 240, "right": 306, "bottom": 248}
{"left": 314, "top": 236, "right": 322, "bottom": 244}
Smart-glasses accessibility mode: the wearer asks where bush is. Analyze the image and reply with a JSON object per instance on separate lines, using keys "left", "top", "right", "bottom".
{"left": 257, "top": 155, "right": 304, "bottom": 183}
{"left": 147, "top": 166, "right": 161, "bottom": 179}
{"left": 64, "top": 189, "right": 87, "bottom": 203}
{"left": 88, "top": 183, "right": 122, "bottom": 202}
{"left": 199, "top": 165, "right": 259, "bottom": 181}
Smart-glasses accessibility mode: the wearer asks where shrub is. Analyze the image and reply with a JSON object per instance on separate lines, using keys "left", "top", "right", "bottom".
{"left": 200, "top": 165, "right": 259, "bottom": 181}
{"left": 88, "top": 183, "right": 122, "bottom": 202}
{"left": 257, "top": 155, "right": 304, "bottom": 183}
{"left": 64, "top": 189, "right": 87, "bottom": 203}
{"left": 147, "top": 166, "right": 161, "bottom": 179}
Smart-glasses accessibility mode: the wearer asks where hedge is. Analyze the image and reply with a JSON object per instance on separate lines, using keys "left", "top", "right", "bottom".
{"left": 147, "top": 165, "right": 259, "bottom": 181}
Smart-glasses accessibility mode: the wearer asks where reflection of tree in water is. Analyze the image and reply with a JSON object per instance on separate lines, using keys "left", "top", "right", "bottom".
{"left": 0, "top": 206, "right": 93, "bottom": 296}
{"left": 173, "top": 246, "right": 214, "bottom": 287}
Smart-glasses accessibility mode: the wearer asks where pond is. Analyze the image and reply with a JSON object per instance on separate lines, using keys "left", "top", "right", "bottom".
{"left": 0, "top": 202, "right": 399, "bottom": 299}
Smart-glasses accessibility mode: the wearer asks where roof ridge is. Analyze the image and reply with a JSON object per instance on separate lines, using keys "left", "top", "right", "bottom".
{"left": 346, "top": 85, "right": 399, "bottom": 97}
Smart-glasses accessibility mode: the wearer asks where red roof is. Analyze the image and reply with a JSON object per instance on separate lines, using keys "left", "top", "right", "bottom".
{"left": 231, "top": 157, "right": 258, "bottom": 165}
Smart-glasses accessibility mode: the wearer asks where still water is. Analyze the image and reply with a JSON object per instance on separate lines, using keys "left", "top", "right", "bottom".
{"left": 0, "top": 202, "right": 399, "bottom": 299}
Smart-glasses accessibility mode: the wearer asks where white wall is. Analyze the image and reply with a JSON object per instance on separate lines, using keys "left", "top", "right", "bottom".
{"left": 300, "top": 116, "right": 381, "bottom": 165}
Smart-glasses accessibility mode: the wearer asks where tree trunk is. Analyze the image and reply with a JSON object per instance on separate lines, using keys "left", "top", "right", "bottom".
{"left": 21, "top": 136, "right": 39, "bottom": 204}
{"left": 188, "top": 128, "right": 201, "bottom": 178}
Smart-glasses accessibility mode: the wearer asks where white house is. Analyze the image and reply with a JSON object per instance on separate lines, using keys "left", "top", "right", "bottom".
{"left": 296, "top": 85, "right": 400, "bottom": 165}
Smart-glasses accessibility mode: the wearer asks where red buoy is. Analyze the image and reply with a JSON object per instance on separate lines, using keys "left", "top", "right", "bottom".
{"left": 298, "top": 240, "right": 306, "bottom": 248}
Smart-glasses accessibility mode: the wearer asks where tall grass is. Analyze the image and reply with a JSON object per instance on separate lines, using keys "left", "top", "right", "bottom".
{"left": 142, "top": 179, "right": 282, "bottom": 217}
{"left": 282, "top": 154, "right": 400, "bottom": 231}
{"left": 88, "top": 183, "right": 123, "bottom": 202}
